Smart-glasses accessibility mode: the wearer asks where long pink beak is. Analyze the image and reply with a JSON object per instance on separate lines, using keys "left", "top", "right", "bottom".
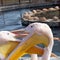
{"left": 12, "top": 29, "right": 29, "bottom": 38}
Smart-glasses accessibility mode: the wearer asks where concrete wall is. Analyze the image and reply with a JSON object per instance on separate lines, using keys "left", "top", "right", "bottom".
{"left": 31, "top": 0, "right": 59, "bottom": 4}
{"left": 0, "top": 0, "right": 1, "bottom": 6}
{"left": 31, "top": 0, "right": 40, "bottom": 4}
{"left": 3, "top": 0, "right": 19, "bottom": 6}
{"left": 0, "top": 0, "right": 58, "bottom": 6}
{"left": 31, "top": 0, "right": 52, "bottom": 4}
{"left": 52, "top": 0, "right": 58, "bottom": 3}
{"left": 20, "top": 0, "right": 31, "bottom": 4}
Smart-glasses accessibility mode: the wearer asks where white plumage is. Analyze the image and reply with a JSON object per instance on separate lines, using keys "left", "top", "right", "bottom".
{"left": 0, "top": 31, "right": 17, "bottom": 44}
{"left": 24, "top": 23, "right": 54, "bottom": 60}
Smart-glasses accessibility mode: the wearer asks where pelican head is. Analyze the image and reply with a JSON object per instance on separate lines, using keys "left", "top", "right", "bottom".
{"left": 0, "top": 31, "right": 17, "bottom": 44}
{"left": 0, "top": 31, "right": 19, "bottom": 60}
{"left": 24, "top": 23, "right": 54, "bottom": 60}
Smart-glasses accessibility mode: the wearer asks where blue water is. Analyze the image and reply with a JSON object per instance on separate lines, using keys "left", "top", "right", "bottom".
{"left": 0, "top": 9, "right": 60, "bottom": 56}
{"left": 0, "top": 9, "right": 30, "bottom": 30}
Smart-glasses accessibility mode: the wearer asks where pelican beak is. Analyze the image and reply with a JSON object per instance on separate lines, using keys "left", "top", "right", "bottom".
{"left": 12, "top": 29, "right": 29, "bottom": 38}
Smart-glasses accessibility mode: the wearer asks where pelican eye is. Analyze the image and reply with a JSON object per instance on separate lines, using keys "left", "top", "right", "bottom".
{"left": 31, "top": 25, "right": 33, "bottom": 28}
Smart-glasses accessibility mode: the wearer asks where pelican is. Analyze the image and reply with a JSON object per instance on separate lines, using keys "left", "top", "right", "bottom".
{"left": 24, "top": 23, "right": 54, "bottom": 60}
{"left": 55, "top": 6, "right": 59, "bottom": 10}
{"left": 6, "top": 22, "right": 54, "bottom": 60}
{"left": 42, "top": 8, "right": 48, "bottom": 12}
{"left": 32, "top": 10, "right": 37, "bottom": 14}
{"left": 0, "top": 31, "right": 39, "bottom": 60}
{"left": 0, "top": 31, "right": 20, "bottom": 60}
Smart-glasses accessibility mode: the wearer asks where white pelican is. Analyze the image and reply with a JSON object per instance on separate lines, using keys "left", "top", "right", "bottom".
{"left": 0, "top": 31, "right": 38, "bottom": 60}
{"left": 55, "top": 6, "right": 59, "bottom": 10}
{"left": 0, "top": 31, "right": 19, "bottom": 60}
{"left": 0, "top": 31, "right": 17, "bottom": 45}
{"left": 24, "top": 23, "right": 54, "bottom": 60}
{"left": 6, "top": 23, "right": 54, "bottom": 60}
{"left": 42, "top": 8, "right": 48, "bottom": 12}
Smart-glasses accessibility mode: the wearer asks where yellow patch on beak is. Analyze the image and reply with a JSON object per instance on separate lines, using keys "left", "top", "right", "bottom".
{"left": 7, "top": 33, "right": 49, "bottom": 60}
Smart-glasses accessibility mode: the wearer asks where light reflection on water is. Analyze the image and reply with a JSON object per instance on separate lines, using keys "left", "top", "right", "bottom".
{"left": 0, "top": 9, "right": 60, "bottom": 56}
